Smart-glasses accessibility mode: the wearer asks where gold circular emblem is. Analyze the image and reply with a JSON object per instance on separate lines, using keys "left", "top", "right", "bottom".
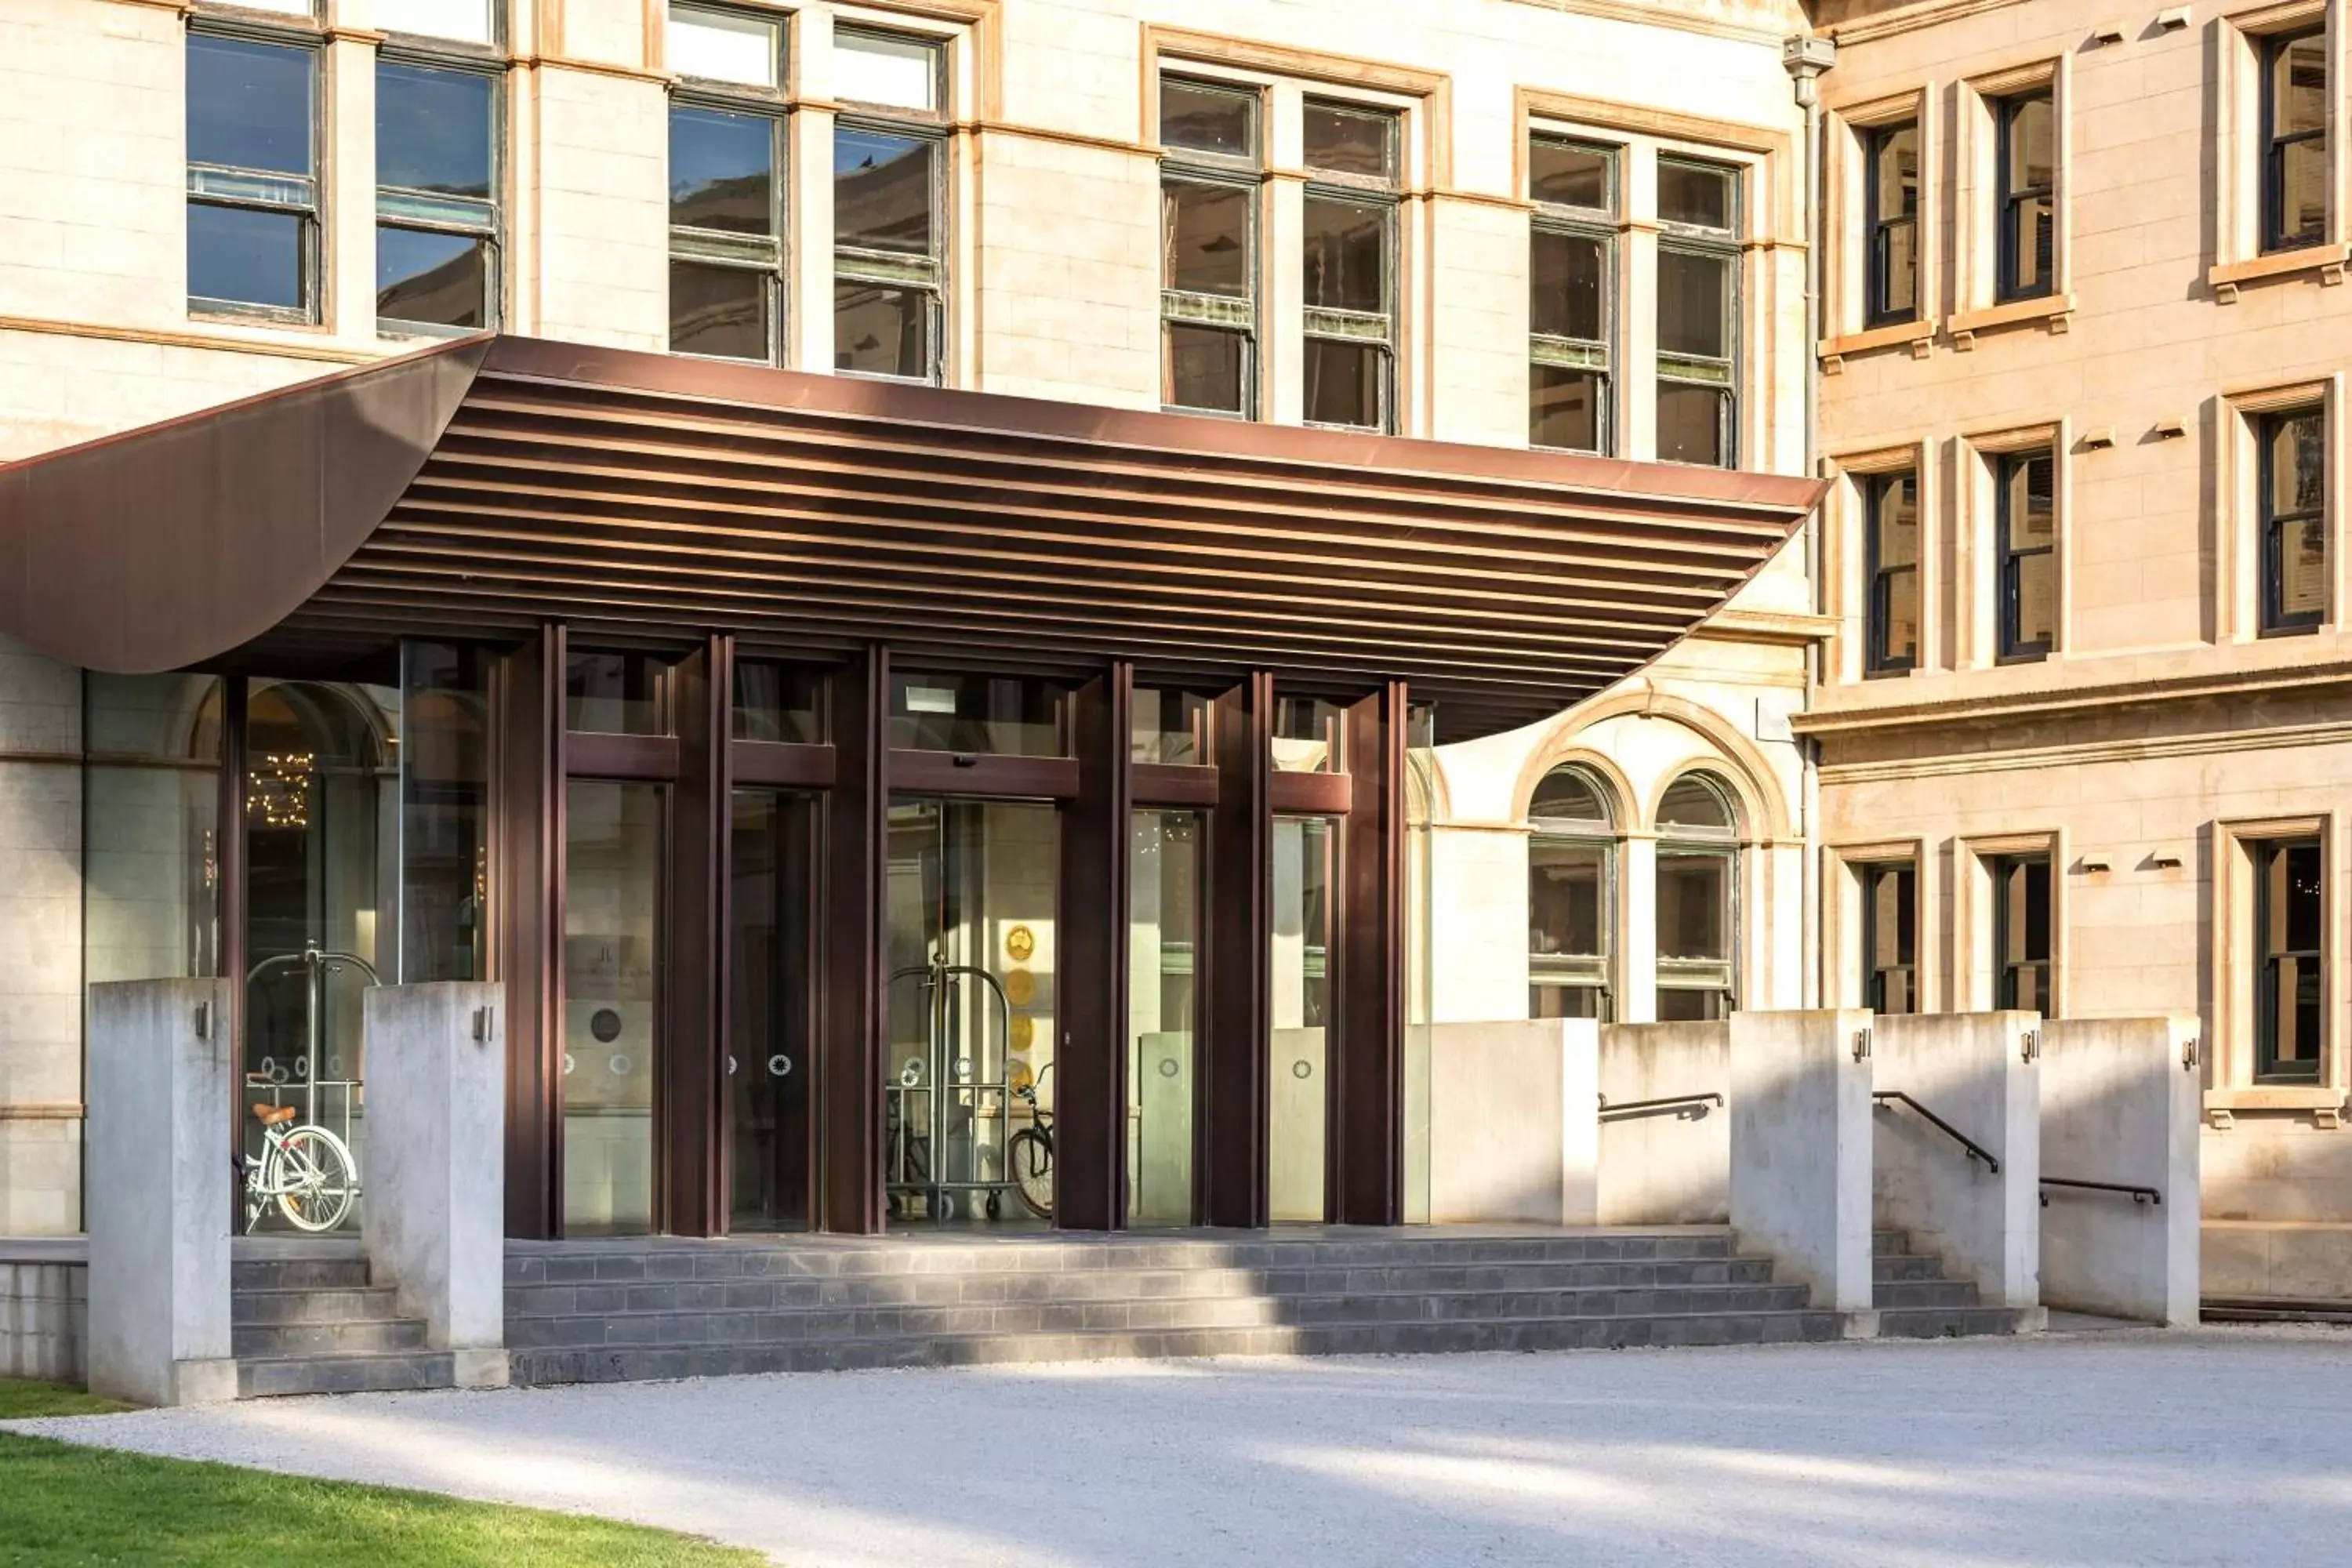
{"left": 1004, "top": 967, "right": 1036, "bottom": 1006}
{"left": 1009, "top": 1014, "right": 1036, "bottom": 1051}
{"left": 1006, "top": 924, "right": 1036, "bottom": 962}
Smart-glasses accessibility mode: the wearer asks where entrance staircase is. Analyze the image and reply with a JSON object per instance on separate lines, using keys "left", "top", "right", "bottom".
{"left": 231, "top": 1242, "right": 456, "bottom": 1398}
{"left": 504, "top": 1225, "right": 2033, "bottom": 1386}
{"left": 1872, "top": 1227, "right": 2037, "bottom": 1338}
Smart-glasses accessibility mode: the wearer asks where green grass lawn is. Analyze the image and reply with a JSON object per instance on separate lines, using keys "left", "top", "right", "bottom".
{"left": 0, "top": 1413, "right": 766, "bottom": 1566}
{"left": 0, "top": 1380, "right": 125, "bottom": 1420}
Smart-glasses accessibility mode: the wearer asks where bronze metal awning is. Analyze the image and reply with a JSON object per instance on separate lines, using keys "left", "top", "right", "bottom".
{"left": 0, "top": 334, "right": 1821, "bottom": 742}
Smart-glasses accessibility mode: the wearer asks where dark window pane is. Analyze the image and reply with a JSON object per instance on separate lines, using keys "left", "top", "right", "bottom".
{"left": 2276, "top": 516, "right": 2328, "bottom": 621}
{"left": 1874, "top": 474, "right": 1919, "bottom": 568}
{"left": 670, "top": 260, "right": 771, "bottom": 361}
{"left": 1303, "top": 338, "right": 1384, "bottom": 428}
{"left": 1530, "top": 840, "right": 1606, "bottom": 958}
{"left": 1530, "top": 767, "right": 1610, "bottom": 825}
{"left": 669, "top": 107, "right": 775, "bottom": 235}
{"left": 568, "top": 650, "right": 671, "bottom": 735}
{"left": 1656, "top": 383, "right": 1727, "bottom": 465}
{"left": 189, "top": 202, "right": 306, "bottom": 309}
{"left": 1875, "top": 219, "right": 1918, "bottom": 318}
{"left": 1658, "top": 776, "right": 1734, "bottom": 832}
{"left": 2281, "top": 843, "right": 2324, "bottom": 952}
{"left": 1873, "top": 124, "right": 1919, "bottom": 220}
{"left": 834, "top": 281, "right": 930, "bottom": 377}
{"left": 1302, "top": 195, "right": 1388, "bottom": 314}
{"left": 1302, "top": 100, "right": 1395, "bottom": 180}
{"left": 2270, "top": 412, "right": 2326, "bottom": 514}
{"left": 1530, "top": 365, "right": 1604, "bottom": 452}
{"left": 1656, "top": 987, "right": 1730, "bottom": 1022}
{"left": 377, "top": 227, "right": 489, "bottom": 326}
{"left": 890, "top": 672, "right": 1069, "bottom": 755}
{"left": 1657, "top": 248, "right": 1729, "bottom": 358}
{"left": 187, "top": 34, "right": 314, "bottom": 175}
{"left": 2004, "top": 95, "right": 2054, "bottom": 191}
{"left": 2011, "top": 550, "right": 2057, "bottom": 650}
{"left": 2275, "top": 34, "right": 2328, "bottom": 135}
{"left": 1162, "top": 180, "right": 1251, "bottom": 296}
{"left": 1160, "top": 78, "right": 1256, "bottom": 160}
{"left": 1658, "top": 160, "right": 1733, "bottom": 229}
{"left": 376, "top": 62, "right": 495, "bottom": 198}
{"left": 2276, "top": 137, "right": 2329, "bottom": 248}
{"left": 1164, "top": 323, "right": 1247, "bottom": 413}
{"left": 2007, "top": 194, "right": 2055, "bottom": 294}
{"left": 1530, "top": 136, "right": 1610, "bottom": 209}
{"left": 1876, "top": 567, "right": 1920, "bottom": 667}
{"left": 732, "top": 660, "right": 823, "bottom": 744}
{"left": 1657, "top": 853, "right": 1730, "bottom": 960}
{"left": 1530, "top": 229, "right": 1604, "bottom": 341}
{"left": 834, "top": 129, "right": 935, "bottom": 256}
{"left": 1868, "top": 866, "right": 1915, "bottom": 970}
{"left": 2005, "top": 455, "right": 2056, "bottom": 545}
{"left": 1531, "top": 985, "right": 1610, "bottom": 1022}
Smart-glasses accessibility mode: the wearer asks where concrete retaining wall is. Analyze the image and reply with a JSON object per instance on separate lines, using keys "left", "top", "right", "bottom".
{"left": 2040, "top": 1015, "right": 2201, "bottom": 1325}
{"left": 1597, "top": 1022, "right": 1730, "bottom": 1225}
{"left": 0, "top": 1250, "right": 85, "bottom": 1382}
{"left": 1730, "top": 1009, "right": 1875, "bottom": 1316}
{"left": 1872, "top": 1013, "right": 2042, "bottom": 1310}
{"left": 1428, "top": 1019, "right": 1598, "bottom": 1224}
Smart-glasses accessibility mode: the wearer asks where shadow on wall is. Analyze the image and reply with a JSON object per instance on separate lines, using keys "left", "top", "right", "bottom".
{"left": 1598, "top": 1023, "right": 1730, "bottom": 1225}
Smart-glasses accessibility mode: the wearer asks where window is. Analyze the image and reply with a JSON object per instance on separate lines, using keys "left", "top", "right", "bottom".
{"left": 1528, "top": 766, "right": 1614, "bottom": 1021}
{"left": 2263, "top": 30, "right": 2328, "bottom": 253}
{"left": 1528, "top": 136, "right": 1617, "bottom": 453}
{"left": 1655, "top": 773, "right": 1738, "bottom": 1020}
{"left": 833, "top": 29, "right": 947, "bottom": 383}
{"left": 1864, "top": 470, "right": 1920, "bottom": 675}
{"left": 1994, "top": 89, "right": 2054, "bottom": 302}
{"left": 2255, "top": 837, "right": 2323, "bottom": 1083}
{"left": 376, "top": 54, "right": 502, "bottom": 331}
{"left": 667, "top": 5, "right": 788, "bottom": 363}
{"left": 187, "top": 29, "right": 320, "bottom": 321}
{"left": 1656, "top": 158, "right": 1739, "bottom": 466}
{"left": 1864, "top": 121, "right": 1920, "bottom": 326}
{"left": 2260, "top": 407, "right": 2326, "bottom": 633}
{"left": 1992, "top": 855, "right": 2052, "bottom": 1013}
{"left": 1996, "top": 448, "right": 2056, "bottom": 661}
{"left": 1160, "top": 78, "right": 1261, "bottom": 417}
{"left": 1301, "top": 100, "right": 1401, "bottom": 432}
{"left": 1860, "top": 862, "right": 1918, "bottom": 1014}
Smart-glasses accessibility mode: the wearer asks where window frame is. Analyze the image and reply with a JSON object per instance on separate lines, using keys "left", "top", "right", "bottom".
{"left": 1859, "top": 859, "right": 1919, "bottom": 1015}
{"left": 2261, "top": 26, "right": 2328, "bottom": 256}
{"left": 374, "top": 43, "right": 507, "bottom": 336}
{"left": 2258, "top": 404, "right": 2328, "bottom": 635}
{"left": 1863, "top": 468, "right": 1921, "bottom": 677}
{"left": 831, "top": 26, "right": 951, "bottom": 386}
{"left": 666, "top": 5, "right": 792, "bottom": 366}
{"left": 1526, "top": 134, "right": 1619, "bottom": 456}
{"left": 1990, "top": 852, "right": 2053, "bottom": 1014}
{"left": 1864, "top": 118, "right": 1921, "bottom": 328}
{"left": 1995, "top": 447, "right": 2056, "bottom": 662}
{"left": 1157, "top": 74, "right": 1265, "bottom": 419}
{"left": 1994, "top": 88, "right": 2055, "bottom": 303}
{"left": 1299, "top": 96, "right": 1403, "bottom": 435}
{"left": 1654, "top": 772, "right": 1740, "bottom": 1019}
{"left": 1527, "top": 765, "right": 1617, "bottom": 1022}
{"left": 2254, "top": 834, "right": 2326, "bottom": 1084}
{"left": 185, "top": 17, "right": 325, "bottom": 325}
{"left": 1654, "top": 155, "right": 1742, "bottom": 469}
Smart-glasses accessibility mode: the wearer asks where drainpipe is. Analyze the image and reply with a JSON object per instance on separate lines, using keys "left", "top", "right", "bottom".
{"left": 1784, "top": 34, "right": 1836, "bottom": 1008}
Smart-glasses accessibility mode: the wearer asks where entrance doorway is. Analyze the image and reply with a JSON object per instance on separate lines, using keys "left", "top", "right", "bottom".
{"left": 1269, "top": 815, "right": 1334, "bottom": 1223}
{"left": 884, "top": 797, "right": 1058, "bottom": 1225}
{"left": 728, "top": 791, "right": 816, "bottom": 1231}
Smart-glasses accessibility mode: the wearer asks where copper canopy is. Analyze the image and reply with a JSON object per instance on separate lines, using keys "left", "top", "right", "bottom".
{"left": 0, "top": 334, "right": 1821, "bottom": 743}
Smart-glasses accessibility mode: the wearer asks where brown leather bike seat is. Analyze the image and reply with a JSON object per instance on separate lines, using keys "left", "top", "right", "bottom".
{"left": 251, "top": 1103, "right": 298, "bottom": 1127}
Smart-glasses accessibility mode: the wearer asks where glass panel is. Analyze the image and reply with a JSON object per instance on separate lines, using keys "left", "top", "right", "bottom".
{"left": 2011, "top": 550, "right": 2058, "bottom": 651}
{"left": 2276, "top": 137, "right": 2329, "bottom": 247}
{"left": 2005, "top": 453, "right": 2056, "bottom": 546}
{"left": 1302, "top": 100, "right": 1396, "bottom": 180}
{"left": 2004, "top": 95, "right": 2055, "bottom": 192}
{"left": 1161, "top": 78, "right": 1258, "bottom": 160}
{"left": 1302, "top": 194, "right": 1388, "bottom": 314}
{"left": 84, "top": 674, "right": 224, "bottom": 996}
{"left": 1657, "top": 851, "right": 1731, "bottom": 963}
{"left": 1270, "top": 816, "right": 1334, "bottom": 1223}
{"left": 1877, "top": 220, "right": 1918, "bottom": 318}
{"left": 399, "top": 641, "right": 488, "bottom": 985}
{"left": 1873, "top": 124, "right": 1919, "bottom": 221}
{"left": 2008, "top": 194, "right": 2054, "bottom": 294}
{"left": 2275, "top": 516, "right": 2329, "bottom": 622}
{"left": 1164, "top": 324, "right": 1248, "bottom": 415}
{"left": 1530, "top": 767, "right": 1610, "bottom": 826}
{"left": 670, "top": 4, "right": 782, "bottom": 88}
{"left": 1866, "top": 864, "right": 1917, "bottom": 1014}
{"left": 187, "top": 34, "right": 314, "bottom": 175}
{"left": 884, "top": 797, "right": 1060, "bottom": 1225}
{"left": 1272, "top": 696, "right": 1344, "bottom": 773}
{"left": 1656, "top": 383, "right": 1728, "bottom": 466}
{"left": 2259, "top": 840, "right": 2324, "bottom": 1080}
{"left": 2270, "top": 412, "right": 2325, "bottom": 516}
{"left": 1658, "top": 776, "right": 1735, "bottom": 833}
{"left": 730, "top": 791, "right": 815, "bottom": 1231}
{"left": 834, "top": 281, "right": 931, "bottom": 377}
{"left": 670, "top": 107, "right": 776, "bottom": 234}
{"left": 376, "top": 227, "right": 490, "bottom": 328}
{"left": 1877, "top": 566, "right": 1920, "bottom": 669}
{"left": 1996, "top": 855, "right": 2052, "bottom": 1013}
{"left": 1304, "top": 337, "right": 1385, "bottom": 429}
{"left": 1531, "top": 984, "right": 1610, "bottom": 1021}
{"left": 732, "top": 659, "right": 824, "bottom": 744}
{"left": 1530, "top": 365, "right": 1605, "bottom": 452}
{"left": 374, "top": 0, "right": 495, "bottom": 43}
{"left": 566, "top": 650, "right": 672, "bottom": 736}
{"left": 1529, "top": 136, "right": 1611, "bottom": 210}
{"left": 1656, "top": 987, "right": 1731, "bottom": 1022}
{"left": 564, "top": 780, "right": 663, "bottom": 1235}
{"left": 2276, "top": 34, "right": 2328, "bottom": 134}
{"left": 1657, "top": 248, "right": 1729, "bottom": 359}
{"left": 836, "top": 30, "right": 942, "bottom": 112}
{"left": 1658, "top": 159, "right": 1733, "bottom": 230}
{"left": 1132, "top": 687, "right": 1210, "bottom": 764}
{"left": 1874, "top": 474, "right": 1920, "bottom": 569}
{"left": 835, "top": 129, "right": 935, "bottom": 256}
{"left": 1530, "top": 229, "right": 1604, "bottom": 342}
{"left": 889, "top": 672, "right": 1069, "bottom": 756}
{"left": 1162, "top": 179, "right": 1252, "bottom": 297}
{"left": 1530, "top": 840, "right": 1606, "bottom": 959}
{"left": 376, "top": 61, "right": 494, "bottom": 198}
{"left": 670, "top": 260, "right": 771, "bottom": 361}
{"left": 1129, "top": 809, "right": 1201, "bottom": 1226}
{"left": 190, "top": 204, "right": 307, "bottom": 311}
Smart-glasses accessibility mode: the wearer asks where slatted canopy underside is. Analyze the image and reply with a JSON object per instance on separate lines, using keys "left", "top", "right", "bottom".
{"left": 0, "top": 336, "right": 1821, "bottom": 744}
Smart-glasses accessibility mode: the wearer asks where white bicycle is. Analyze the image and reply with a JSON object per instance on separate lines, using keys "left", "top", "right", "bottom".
{"left": 238, "top": 1098, "right": 360, "bottom": 1233}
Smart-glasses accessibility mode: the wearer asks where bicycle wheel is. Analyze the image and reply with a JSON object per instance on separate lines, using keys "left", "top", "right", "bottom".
{"left": 1007, "top": 1128, "right": 1053, "bottom": 1219}
{"left": 271, "top": 1126, "right": 359, "bottom": 1232}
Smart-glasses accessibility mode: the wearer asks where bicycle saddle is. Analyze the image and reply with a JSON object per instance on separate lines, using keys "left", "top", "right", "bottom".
{"left": 251, "top": 1103, "right": 298, "bottom": 1127}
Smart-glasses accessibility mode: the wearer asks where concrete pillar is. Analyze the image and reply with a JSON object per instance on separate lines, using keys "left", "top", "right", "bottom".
{"left": 1428, "top": 1018, "right": 1599, "bottom": 1224}
{"left": 1872, "top": 1012, "right": 2044, "bottom": 1316}
{"left": 2040, "top": 1015, "right": 2201, "bottom": 1325}
{"left": 85, "top": 978, "right": 236, "bottom": 1406}
{"left": 1729, "top": 1008, "right": 1876, "bottom": 1324}
{"left": 361, "top": 983, "right": 510, "bottom": 1387}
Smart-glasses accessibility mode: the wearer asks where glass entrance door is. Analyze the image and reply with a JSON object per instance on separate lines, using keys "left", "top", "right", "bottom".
{"left": 1269, "top": 815, "right": 1334, "bottom": 1223}
{"left": 1128, "top": 809, "right": 1200, "bottom": 1225}
{"left": 563, "top": 779, "right": 664, "bottom": 1236}
{"left": 728, "top": 791, "right": 815, "bottom": 1231}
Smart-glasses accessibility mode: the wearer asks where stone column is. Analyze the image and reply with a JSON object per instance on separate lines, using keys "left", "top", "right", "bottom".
{"left": 85, "top": 978, "right": 236, "bottom": 1406}
{"left": 361, "top": 983, "right": 510, "bottom": 1388}
{"left": 1729, "top": 1008, "right": 1876, "bottom": 1326}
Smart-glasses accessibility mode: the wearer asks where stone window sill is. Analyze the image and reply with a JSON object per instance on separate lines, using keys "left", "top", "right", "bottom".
{"left": 2208, "top": 243, "right": 2349, "bottom": 302}
{"left": 1818, "top": 318, "right": 1935, "bottom": 372}
{"left": 1947, "top": 292, "right": 2075, "bottom": 348}
{"left": 2205, "top": 1086, "right": 2345, "bottom": 1112}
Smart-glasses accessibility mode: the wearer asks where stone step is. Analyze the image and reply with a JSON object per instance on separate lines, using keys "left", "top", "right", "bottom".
{"left": 1873, "top": 1253, "right": 1944, "bottom": 1283}
{"left": 234, "top": 1316, "right": 429, "bottom": 1359}
{"left": 233, "top": 1286, "right": 405, "bottom": 1326}
{"left": 1873, "top": 1278, "right": 1983, "bottom": 1310}
{"left": 233, "top": 1258, "right": 372, "bottom": 1293}
{"left": 1871, "top": 1229, "right": 1911, "bottom": 1254}
{"left": 1875, "top": 1305, "right": 2035, "bottom": 1340}
{"left": 237, "top": 1350, "right": 457, "bottom": 1399}
{"left": 511, "top": 1306, "right": 1854, "bottom": 1385}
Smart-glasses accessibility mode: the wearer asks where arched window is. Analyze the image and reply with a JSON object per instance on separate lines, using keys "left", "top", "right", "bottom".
{"left": 1655, "top": 771, "right": 1739, "bottom": 1020}
{"left": 1528, "top": 764, "right": 1616, "bottom": 1021}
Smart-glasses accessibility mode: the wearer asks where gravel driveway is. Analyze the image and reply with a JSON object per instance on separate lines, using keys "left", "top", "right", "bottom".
{"left": 11, "top": 1326, "right": 2350, "bottom": 1566}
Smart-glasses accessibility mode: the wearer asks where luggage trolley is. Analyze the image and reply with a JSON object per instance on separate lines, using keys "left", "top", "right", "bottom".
{"left": 884, "top": 956, "right": 1017, "bottom": 1221}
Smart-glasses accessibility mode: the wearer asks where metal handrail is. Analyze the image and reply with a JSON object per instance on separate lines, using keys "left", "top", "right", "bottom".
{"left": 2039, "top": 1177, "right": 2161, "bottom": 1207}
{"left": 1597, "top": 1091, "right": 1724, "bottom": 1121}
{"left": 1871, "top": 1091, "right": 1999, "bottom": 1174}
